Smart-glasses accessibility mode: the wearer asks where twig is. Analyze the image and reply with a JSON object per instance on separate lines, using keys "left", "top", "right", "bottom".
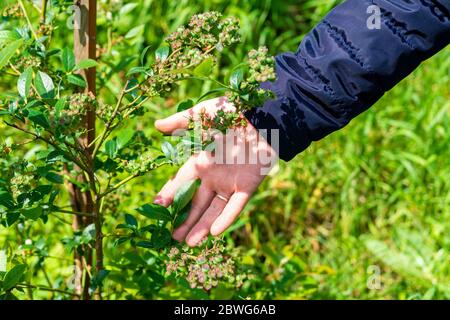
{"left": 3, "top": 121, "right": 89, "bottom": 172}
{"left": 51, "top": 208, "right": 95, "bottom": 217}
{"left": 49, "top": 212, "right": 72, "bottom": 225}
{"left": 98, "top": 173, "right": 140, "bottom": 199}
{"left": 16, "top": 284, "right": 79, "bottom": 297}
{"left": 40, "top": 0, "right": 48, "bottom": 25}
{"left": 92, "top": 81, "right": 129, "bottom": 158}
{"left": 18, "top": 0, "right": 38, "bottom": 40}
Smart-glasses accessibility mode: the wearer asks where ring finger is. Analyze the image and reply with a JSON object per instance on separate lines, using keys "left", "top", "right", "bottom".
{"left": 185, "top": 193, "right": 230, "bottom": 247}
{"left": 172, "top": 184, "right": 215, "bottom": 242}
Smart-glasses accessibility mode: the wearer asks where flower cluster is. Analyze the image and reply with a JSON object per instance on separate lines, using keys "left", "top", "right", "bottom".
{"left": 96, "top": 101, "right": 115, "bottom": 123}
{"left": 50, "top": 93, "right": 97, "bottom": 131}
{"left": 247, "top": 47, "right": 277, "bottom": 83}
{"left": 4, "top": 159, "right": 36, "bottom": 200}
{"left": 15, "top": 55, "right": 42, "bottom": 71}
{"left": 167, "top": 12, "right": 240, "bottom": 51}
{"left": 38, "top": 23, "right": 53, "bottom": 36}
{"left": 227, "top": 46, "right": 276, "bottom": 112}
{"left": 165, "top": 238, "right": 250, "bottom": 291}
{"left": 141, "top": 12, "right": 240, "bottom": 97}
{"left": 120, "top": 150, "right": 156, "bottom": 175}
{"left": 189, "top": 107, "right": 247, "bottom": 134}
{"left": 0, "top": 144, "right": 12, "bottom": 158}
{"left": 67, "top": 93, "right": 95, "bottom": 117}
{"left": 1, "top": 3, "right": 23, "bottom": 19}
{"left": 10, "top": 172, "right": 34, "bottom": 199}
{"left": 102, "top": 190, "right": 130, "bottom": 215}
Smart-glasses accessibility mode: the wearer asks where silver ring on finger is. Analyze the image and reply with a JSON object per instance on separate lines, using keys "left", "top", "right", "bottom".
{"left": 215, "top": 194, "right": 229, "bottom": 202}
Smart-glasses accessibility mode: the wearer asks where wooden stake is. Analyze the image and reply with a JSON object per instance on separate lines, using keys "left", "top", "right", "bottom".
{"left": 72, "top": 0, "right": 97, "bottom": 300}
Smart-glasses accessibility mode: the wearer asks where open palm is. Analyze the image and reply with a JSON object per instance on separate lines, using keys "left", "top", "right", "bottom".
{"left": 153, "top": 97, "right": 277, "bottom": 246}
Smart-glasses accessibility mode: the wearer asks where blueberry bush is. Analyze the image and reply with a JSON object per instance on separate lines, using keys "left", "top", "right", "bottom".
{"left": 0, "top": 0, "right": 275, "bottom": 299}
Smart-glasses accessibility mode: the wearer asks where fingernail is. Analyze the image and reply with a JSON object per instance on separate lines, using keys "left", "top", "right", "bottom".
{"left": 154, "top": 120, "right": 164, "bottom": 131}
{"left": 153, "top": 195, "right": 164, "bottom": 205}
{"left": 210, "top": 225, "right": 220, "bottom": 236}
{"left": 186, "top": 236, "right": 201, "bottom": 248}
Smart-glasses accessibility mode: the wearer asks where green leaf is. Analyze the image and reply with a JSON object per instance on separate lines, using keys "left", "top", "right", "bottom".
{"left": 125, "top": 214, "right": 138, "bottom": 228}
{"left": 45, "top": 172, "right": 64, "bottom": 184}
{"left": 155, "top": 46, "right": 170, "bottom": 62}
{"left": 0, "top": 191, "right": 15, "bottom": 209}
{"left": 116, "top": 129, "right": 134, "bottom": 150}
{"left": 173, "top": 204, "right": 190, "bottom": 229}
{"left": 61, "top": 47, "right": 75, "bottom": 72}
{"left": 136, "top": 203, "right": 172, "bottom": 222}
{"left": 125, "top": 25, "right": 144, "bottom": 39}
{"left": 116, "top": 223, "right": 130, "bottom": 230}
{"left": 161, "top": 141, "right": 176, "bottom": 160}
{"left": 54, "top": 98, "right": 66, "bottom": 117}
{"left": 3, "top": 264, "right": 27, "bottom": 291}
{"left": 0, "top": 30, "right": 21, "bottom": 45}
{"left": 151, "top": 227, "right": 172, "bottom": 250}
{"left": 6, "top": 211, "right": 20, "bottom": 226}
{"left": 105, "top": 139, "right": 118, "bottom": 158}
{"left": 33, "top": 185, "right": 52, "bottom": 200}
{"left": 0, "top": 39, "right": 23, "bottom": 70}
{"left": 196, "top": 88, "right": 228, "bottom": 104}
{"left": 89, "top": 270, "right": 110, "bottom": 294}
{"left": 230, "top": 67, "right": 244, "bottom": 90}
{"left": 140, "top": 45, "right": 152, "bottom": 66}
{"left": 193, "top": 57, "right": 214, "bottom": 77}
{"left": 120, "top": 3, "right": 138, "bottom": 15}
{"left": 172, "top": 179, "right": 201, "bottom": 214}
{"left": 136, "top": 241, "right": 153, "bottom": 249}
{"left": 21, "top": 207, "right": 42, "bottom": 220}
{"left": 67, "top": 74, "right": 86, "bottom": 88}
{"left": 126, "top": 66, "right": 148, "bottom": 77}
{"left": 17, "top": 67, "right": 33, "bottom": 98}
{"left": 34, "top": 71, "right": 55, "bottom": 98}
{"left": 176, "top": 99, "right": 194, "bottom": 113}
{"left": 28, "top": 109, "right": 50, "bottom": 129}
{"left": 74, "top": 59, "right": 98, "bottom": 71}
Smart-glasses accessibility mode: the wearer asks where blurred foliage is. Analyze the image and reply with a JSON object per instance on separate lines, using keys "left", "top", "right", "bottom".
{"left": 0, "top": 0, "right": 449, "bottom": 300}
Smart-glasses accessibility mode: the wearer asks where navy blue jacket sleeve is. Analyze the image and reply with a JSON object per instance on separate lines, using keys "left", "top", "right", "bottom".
{"left": 245, "top": 0, "right": 450, "bottom": 161}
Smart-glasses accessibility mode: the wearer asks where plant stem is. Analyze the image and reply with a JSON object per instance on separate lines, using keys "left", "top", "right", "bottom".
{"left": 17, "top": 284, "right": 80, "bottom": 297}
{"left": 3, "top": 121, "right": 89, "bottom": 172}
{"left": 40, "top": 0, "right": 48, "bottom": 25}
{"left": 99, "top": 173, "right": 140, "bottom": 199}
{"left": 18, "top": 0, "right": 38, "bottom": 40}
{"left": 40, "top": 264, "right": 55, "bottom": 299}
{"left": 122, "top": 96, "right": 150, "bottom": 118}
{"left": 52, "top": 208, "right": 95, "bottom": 217}
{"left": 92, "top": 81, "right": 128, "bottom": 158}
{"left": 93, "top": 200, "right": 103, "bottom": 300}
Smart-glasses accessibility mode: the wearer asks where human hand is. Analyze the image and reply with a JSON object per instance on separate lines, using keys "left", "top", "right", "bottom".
{"left": 154, "top": 97, "right": 277, "bottom": 246}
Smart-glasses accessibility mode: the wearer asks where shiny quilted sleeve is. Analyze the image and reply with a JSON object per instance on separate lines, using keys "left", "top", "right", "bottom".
{"left": 245, "top": 0, "right": 450, "bottom": 161}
